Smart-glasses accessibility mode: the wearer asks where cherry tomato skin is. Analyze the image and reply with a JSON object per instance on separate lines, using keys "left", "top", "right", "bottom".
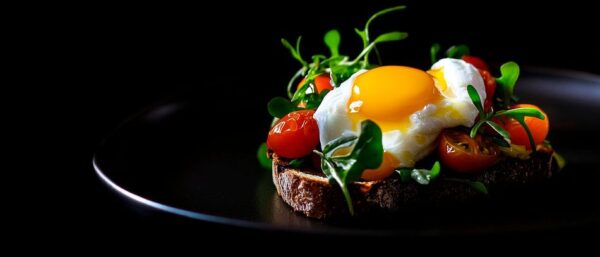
{"left": 298, "top": 74, "right": 333, "bottom": 94}
{"left": 500, "top": 104, "right": 550, "bottom": 150}
{"left": 267, "top": 110, "right": 320, "bottom": 159}
{"left": 462, "top": 55, "right": 489, "bottom": 71}
{"left": 480, "top": 70, "right": 497, "bottom": 112}
{"left": 438, "top": 129, "right": 500, "bottom": 173}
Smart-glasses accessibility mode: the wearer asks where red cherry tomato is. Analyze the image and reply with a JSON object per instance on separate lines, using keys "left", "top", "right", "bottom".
{"left": 498, "top": 104, "right": 549, "bottom": 150}
{"left": 297, "top": 74, "right": 333, "bottom": 94}
{"left": 296, "top": 74, "right": 333, "bottom": 108}
{"left": 480, "top": 69, "right": 497, "bottom": 112}
{"left": 267, "top": 110, "right": 320, "bottom": 159}
{"left": 438, "top": 129, "right": 500, "bottom": 173}
{"left": 462, "top": 55, "right": 489, "bottom": 71}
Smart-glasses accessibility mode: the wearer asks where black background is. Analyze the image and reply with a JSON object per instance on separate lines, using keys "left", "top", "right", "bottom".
{"left": 22, "top": 0, "right": 599, "bottom": 245}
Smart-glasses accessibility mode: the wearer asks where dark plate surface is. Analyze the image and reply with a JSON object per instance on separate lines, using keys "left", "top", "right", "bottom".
{"left": 93, "top": 68, "right": 600, "bottom": 236}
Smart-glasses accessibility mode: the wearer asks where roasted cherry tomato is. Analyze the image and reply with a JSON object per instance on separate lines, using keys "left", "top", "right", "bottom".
{"left": 462, "top": 55, "right": 489, "bottom": 71}
{"left": 498, "top": 104, "right": 549, "bottom": 150}
{"left": 267, "top": 110, "right": 320, "bottom": 159}
{"left": 297, "top": 74, "right": 333, "bottom": 94}
{"left": 480, "top": 69, "right": 496, "bottom": 112}
{"left": 438, "top": 129, "right": 500, "bottom": 173}
{"left": 296, "top": 74, "right": 333, "bottom": 108}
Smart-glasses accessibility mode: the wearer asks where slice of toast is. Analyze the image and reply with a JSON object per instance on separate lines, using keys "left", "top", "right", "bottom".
{"left": 271, "top": 150, "right": 557, "bottom": 219}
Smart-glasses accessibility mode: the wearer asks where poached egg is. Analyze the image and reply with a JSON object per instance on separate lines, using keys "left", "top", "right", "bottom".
{"left": 313, "top": 58, "right": 486, "bottom": 179}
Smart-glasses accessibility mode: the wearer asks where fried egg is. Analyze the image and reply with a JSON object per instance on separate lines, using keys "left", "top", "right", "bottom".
{"left": 313, "top": 58, "right": 486, "bottom": 178}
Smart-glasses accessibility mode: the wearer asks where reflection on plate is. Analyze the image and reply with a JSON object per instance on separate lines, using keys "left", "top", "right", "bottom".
{"left": 93, "top": 68, "right": 600, "bottom": 236}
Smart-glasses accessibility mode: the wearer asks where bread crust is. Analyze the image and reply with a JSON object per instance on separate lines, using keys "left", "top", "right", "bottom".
{"left": 271, "top": 151, "right": 556, "bottom": 219}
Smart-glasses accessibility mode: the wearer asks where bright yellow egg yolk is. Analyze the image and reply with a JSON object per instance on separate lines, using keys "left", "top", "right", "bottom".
{"left": 426, "top": 68, "right": 452, "bottom": 97}
{"left": 347, "top": 66, "right": 440, "bottom": 132}
{"left": 346, "top": 66, "right": 442, "bottom": 179}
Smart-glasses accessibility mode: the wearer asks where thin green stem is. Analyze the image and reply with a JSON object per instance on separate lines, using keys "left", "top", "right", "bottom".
{"left": 516, "top": 117, "right": 537, "bottom": 154}
{"left": 287, "top": 67, "right": 306, "bottom": 99}
{"left": 340, "top": 183, "right": 354, "bottom": 215}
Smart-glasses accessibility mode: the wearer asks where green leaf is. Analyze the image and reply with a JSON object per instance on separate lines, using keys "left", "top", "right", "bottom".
{"left": 281, "top": 37, "right": 308, "bottom": 67}
{"left": 321, "top": 166, "right": 352, "bottom": 211}
{"left": 396, "top": 168, "right": 412, "bottom": 182}
{"left": 314, "top": 150, "right": 347, "bottom": 192}
{"left": 467, "top": 84, "right": 484, "bottom": 115}
{"left": 446, "top": 44, "right": 470, "bottom": 58}
{"left": 324, "top": 30, "right": 341, "bottom": 57}
{"left": 257, "top": 143, "right": 271, "bottom": 170}
{"left": 395, "top": 161, "right": 441, "bottom": 185}
{"left": 495, "top": 61, "right": 520, "bottom": 107}
{"left": 494, "top": 108, "right": 545, "bottom": 120}
{"left": 486, "top": 120, "right": 511, "bottom": 139}
{"left": 333, "top": 120, "right": 384, "bottom": 181}
{"left": 320, "top": 120, "right": 384, "bottom": 215}
{"left": 430, "top": 43, "right": 441, "bottom": 64}
{"left": 468, "top": 181, "right": 489, "bottom": 194}
{"left": 430, "top": 161, "right": 441, "bottom": 180}
{"left": 374, "top": 31, "right": 408, "bottom": 43}
{"left": 411, "top": 169, "right": 431, "bottom": 185}
{"left": 267, "top": 97, "right": 298, "bottom": 118}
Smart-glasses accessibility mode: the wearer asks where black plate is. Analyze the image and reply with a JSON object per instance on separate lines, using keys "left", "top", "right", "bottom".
{"left": 93, "top": 68, "right": 600, "bottom": 236}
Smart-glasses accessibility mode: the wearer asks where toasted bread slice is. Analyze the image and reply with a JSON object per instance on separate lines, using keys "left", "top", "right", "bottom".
{"left": 271, "top": 150, "right": 556, "bottom": 219}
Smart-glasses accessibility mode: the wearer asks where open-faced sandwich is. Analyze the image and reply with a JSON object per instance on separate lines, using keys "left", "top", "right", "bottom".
{"left": 257, "top": 6, "right": 565, "bottom": 219}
